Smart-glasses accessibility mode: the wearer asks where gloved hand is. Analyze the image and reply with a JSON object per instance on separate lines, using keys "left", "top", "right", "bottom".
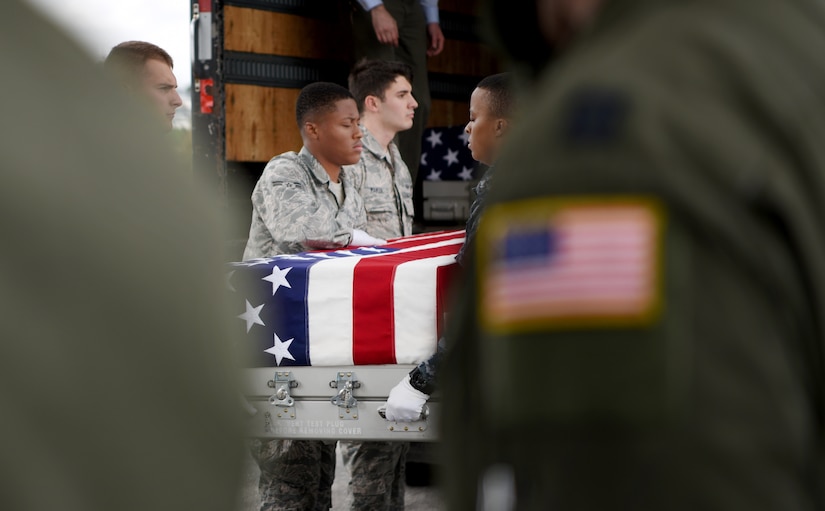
{"left": 383, "top": 375, "right": 429, "bottom": 422}
{"left": 350, "top": 228, "right": 387, "bottom": 247}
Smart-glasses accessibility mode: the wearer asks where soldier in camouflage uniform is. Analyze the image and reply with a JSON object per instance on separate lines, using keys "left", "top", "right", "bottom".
{"left": 338, "top": 58, "right": 420, "bottom": 511}
{"left": 243, "top": 84, "right": 386, "bottom": 261}
{"left": 384, "top": 72, "right": 515, "bottom": 420}
{"left": 346, "top": 58, "right": 416, "bottom": 240}
{"left": 441, "top": 0, "right": 825, "bottom": 509}
{"left": 103, "top": 41, "right": 184, "bottom": 132}
{"left": 243, "top": 148, "right": 368, "bottom": 259}
{"left": 245, "top": 82, "right": 385, "bottom": 511}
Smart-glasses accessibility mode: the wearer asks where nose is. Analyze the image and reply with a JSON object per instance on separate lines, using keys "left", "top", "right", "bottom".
{"left": 410, "top": 94, "right": 419, "bottom": 109}
{"left": 464, "top": 122, "right": 471, "bottom": 135}
{"left": 353, "top": 126, "right": 363, "bottom": 139}
{"left": 172, "top": 90, "right": 183, "bottom": 108}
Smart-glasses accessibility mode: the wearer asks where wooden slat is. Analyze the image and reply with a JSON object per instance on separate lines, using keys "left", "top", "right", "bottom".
{"left": 427, "top": 39, "right": 501, "bottom": 76}
{"left": 226, "top": 84, "right": 303, "bottom": 162}
{"left": 428, "top": 99, "right": 470, "bottom": 129}
{"left": 224, "top": 6, "right": 352, "bottom": 61}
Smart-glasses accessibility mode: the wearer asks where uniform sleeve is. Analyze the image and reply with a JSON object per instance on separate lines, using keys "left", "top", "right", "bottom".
{"left": 254, "top": 162, "right": 352, "bottom": 251}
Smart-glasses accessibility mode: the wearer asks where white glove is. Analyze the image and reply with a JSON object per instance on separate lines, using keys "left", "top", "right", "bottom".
{"left": 350, "top": 228, "right": 387, "bottom": 247}
{"left": 384, "top": 375, "right": 429, "bottom": 422}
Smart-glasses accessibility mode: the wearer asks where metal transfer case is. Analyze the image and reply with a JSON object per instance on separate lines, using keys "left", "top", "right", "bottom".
{"left": 242, "top": 365, "right": 438, "bottom": 441}
{"left": 230, "top": 231, "right": 463, "bottom": 441}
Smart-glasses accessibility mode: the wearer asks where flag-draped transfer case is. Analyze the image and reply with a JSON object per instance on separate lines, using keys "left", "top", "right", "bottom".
{"left": 230, "top": 230, "right": 464, "bottom": 441}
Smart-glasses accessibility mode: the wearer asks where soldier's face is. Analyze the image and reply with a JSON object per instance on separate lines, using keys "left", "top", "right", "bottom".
{"left": 376, "top": 76, "right": 417, "bottom": 133}
{"left": 465, "top": 87, "right": 504, "bottom": 167}
{"left": 140, "top": 58, "right": 183, "bottom": 131}
{"left": 312, "top": 98, "right": 363, "bottom": 167}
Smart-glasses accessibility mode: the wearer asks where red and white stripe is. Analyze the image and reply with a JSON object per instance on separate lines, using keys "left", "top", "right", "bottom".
{"left": 307, "top": 230, "right": 464, "bottom": 365}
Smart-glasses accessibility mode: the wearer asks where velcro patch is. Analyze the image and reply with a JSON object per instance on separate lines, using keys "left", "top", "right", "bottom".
{"left": 478, "top": 197, "right": 664, "bottom": 334}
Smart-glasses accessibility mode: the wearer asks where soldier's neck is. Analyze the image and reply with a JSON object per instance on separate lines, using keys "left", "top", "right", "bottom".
{"left": 362, "top": 117, "right": 393, "bottom": 153}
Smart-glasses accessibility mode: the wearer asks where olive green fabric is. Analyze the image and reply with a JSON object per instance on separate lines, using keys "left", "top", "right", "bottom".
{"left": 441, "top": 0, "right": 825, "bottom": 509}
{"left": 0, "top": 2, "right": 244, "bottom": 510}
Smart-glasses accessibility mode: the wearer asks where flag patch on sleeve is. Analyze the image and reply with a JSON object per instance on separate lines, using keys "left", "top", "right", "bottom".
{"left": 478, "top": 197, "right": 664, "bottom": 333}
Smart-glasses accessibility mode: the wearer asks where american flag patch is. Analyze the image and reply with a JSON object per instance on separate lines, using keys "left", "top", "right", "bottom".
{"left": 479, "top": 198, "right": 663, "bottom": 333}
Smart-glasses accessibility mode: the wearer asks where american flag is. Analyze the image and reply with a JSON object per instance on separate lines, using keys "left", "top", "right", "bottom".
{"left": 228, "top": 230, "right": 464, "bottom": 367}
{"left": 482, "top": 203, "right": 661, "bottom": 331}
{"left": 419, "top": 126, "right": 479, "bottom": 181}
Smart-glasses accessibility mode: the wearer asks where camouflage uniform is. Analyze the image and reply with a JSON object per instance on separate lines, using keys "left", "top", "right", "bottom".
{"left": 243, "top": 147, "right": 366, "bottom": 260}
{"left": 347, "top": 126, "right": 414, "bottom": 240}
{"left": 341, "top": 127, "right": 415, "bottom": 511}
{"left": 250, "top": 438, "right": 337, "bottom": 511}
{"left": 340, "top": 441, "right": 410, "bottom": 510}
{"left": 245, "top": 146, "right": 366, "bottom": 510}
{"left": 350, "top": 0, "right": 435, "bottom": 185}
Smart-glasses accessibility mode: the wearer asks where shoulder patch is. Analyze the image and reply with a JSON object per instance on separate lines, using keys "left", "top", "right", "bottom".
{"left": 477, "top": 196, "right": 664, "bottom": 334}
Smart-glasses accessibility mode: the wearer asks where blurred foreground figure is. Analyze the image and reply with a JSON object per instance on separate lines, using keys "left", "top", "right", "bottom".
{"left": 1, "top": 2, "right": 243, "bottom": 510}
{"left": 441, "top": 0, "right": 825, "bottom": 509}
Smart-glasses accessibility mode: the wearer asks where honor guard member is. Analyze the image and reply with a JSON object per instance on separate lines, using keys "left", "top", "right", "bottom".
{"left": 338, "top": 58, "right": 417, "bottom": 511}
{"left": 350, "top": 0, "right": 445, "bottom": 188}
{"left": 243, "top": 82, "right": 385, "bottom": 261}
{"left": 1, "top": 1, "right": 244, "bottom": 510}
{"left": 346, "top": 58, "right": 416, "bottom": 240}
{"left": 383, "top": 72, "right": 515, "bottom": 422}
{"left": 244, "top": 82, "right": 385, "bottom": 511}
{"left": 441, "top": 0, "right": 825, "bottom": 509}
{"left": 104, "top": 41, "right": 184, "bottom": 131}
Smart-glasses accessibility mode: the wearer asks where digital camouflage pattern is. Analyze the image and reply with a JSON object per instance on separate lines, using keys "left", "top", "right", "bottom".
{"left": 346, "top": 127, "right": 414, "bottom": 240}
{"left": 245, "top": 146, "right": 368, "bottom": 509}
{"left": 343, "top": 126, "right": 413, "bottom": 510}
{"left": 250, "top": 439, "right": 336, "bottom": 511}
{"left": 243, "top": 147, "right": 367, "bottom": 260}
{"left": 350, "top": 0, "right": 431, "bottom": 184}
{"left": 340, "top": 441, "right": 409, "bottom": 510}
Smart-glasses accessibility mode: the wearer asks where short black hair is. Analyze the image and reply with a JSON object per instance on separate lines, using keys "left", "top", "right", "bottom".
{"left": 476, "top": 72, "right": 514, "bottom": 119}
{"left": 348, "top": 58, "right": 414, "bottom": 113}
{"left": 295, "top": 82, "right": 355, "bottom": 128}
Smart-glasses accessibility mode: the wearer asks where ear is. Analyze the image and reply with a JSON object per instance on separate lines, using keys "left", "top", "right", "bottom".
{"left": 304, "top": 121, "right": 319, "bottom": 139}
{"left": 364, "top": 95, "right": 380, "bottom": 113}
{"left": 495, "top": 118, "right": 509, "bottom": 137}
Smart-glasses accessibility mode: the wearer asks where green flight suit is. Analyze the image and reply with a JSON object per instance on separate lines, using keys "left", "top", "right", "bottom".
{"left": 441, "top": 0, "right": 825, "bottom": 509}
{"left": 0, "top": 2, "right": 244, "bottom": 510}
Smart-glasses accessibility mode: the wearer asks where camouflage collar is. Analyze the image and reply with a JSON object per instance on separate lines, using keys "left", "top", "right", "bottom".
{"left": 359, "top": 126, "right": 392, "bottom": 162}
{"left": 298, "top": 146, "right": 334, "bottom": 184}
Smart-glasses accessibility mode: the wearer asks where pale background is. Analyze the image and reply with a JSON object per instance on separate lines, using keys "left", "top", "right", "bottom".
{"left": 26, "top": 0, "right": 193, "bottom": 127}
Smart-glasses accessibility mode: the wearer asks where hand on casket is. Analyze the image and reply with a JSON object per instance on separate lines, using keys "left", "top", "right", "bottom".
{"left": 383, "top": 375, "right": 429, "bottom": 421}
{"left": 350, "top": 228, "right": 387, "bottom": 247}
